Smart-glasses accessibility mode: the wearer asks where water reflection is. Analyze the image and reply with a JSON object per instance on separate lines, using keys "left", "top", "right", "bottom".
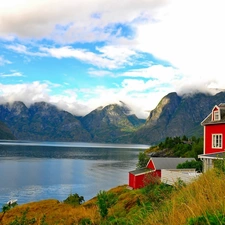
{"left": 0, "top": 143, "right": 145, "bottom": 205}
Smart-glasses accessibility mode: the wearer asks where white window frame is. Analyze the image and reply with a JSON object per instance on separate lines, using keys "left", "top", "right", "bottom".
{"left": 214, "top": 111, "right": 220, "bottom": 121}
{"left": 212, "top": 134, "right": 222, "bottom": 148}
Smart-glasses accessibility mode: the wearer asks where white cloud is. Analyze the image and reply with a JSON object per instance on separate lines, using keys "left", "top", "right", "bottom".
{"left": 135, "top": 0, "right": 225, "bottom": 94}
{"left": 40, "top": 46, "right": 137, "bottom": 69}
{"left": 0, "top": 80, "right": 168, "bottom": 119}
{"left": 0, "top": 56, "right": 11, "bottom": 66}
{"left": 6, "top": 44, "right": 48, "bottom": 57}
{"left": 0, "top": 71, "right": 24, "bottom": 77}
{"left": 0, "top": 0, "right": 167, "bottom": 41}
{"left": 88, "top": 69, "right": 114, "bottom": 77}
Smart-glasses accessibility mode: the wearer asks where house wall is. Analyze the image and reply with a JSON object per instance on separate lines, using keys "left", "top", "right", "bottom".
{"left": 161, "top": 169, "right": 198, "bottom": 185}
{"left": 129, "top": 171, "right": 160, "bottom": 189}
{"left": 205, "top": 124, "right": 225, "bottom": 154}
{"left": 129, "top": 173, "right": 135, "bottom": 188}
{"left": 129, "top": 173, "right": 146, "bottom": 189}
{"left": 153, "top": 170, "right": 161, "bottom": 178}
{"left": 146, "top": 160, "right": 155, "bottom": 170}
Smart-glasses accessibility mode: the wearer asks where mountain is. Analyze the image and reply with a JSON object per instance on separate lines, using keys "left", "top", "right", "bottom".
{"left": 0, "top": 121, "right": 16, "bottom": 140}
{"left": 0, "top": 101, "right": 91, "bottom": 142}
{"left": 0, "top": 101, "right": 144, "bottom": 143}
{"left": 1, "top": 92, "right": 225, "bottom": 144}
{"left": 80, "top": 102, "right": 145, "bottom": 143}
{"left": 132, "top": 91, "right": 225, "bottom": 144}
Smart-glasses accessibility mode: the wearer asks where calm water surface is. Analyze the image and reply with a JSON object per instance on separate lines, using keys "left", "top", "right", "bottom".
{"left": 0, "top": 141, "right": 149, "bottom": 206}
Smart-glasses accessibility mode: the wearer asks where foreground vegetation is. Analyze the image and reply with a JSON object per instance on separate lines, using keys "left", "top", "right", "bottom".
{"left": 1, "top": 168, "right": 225, "bottom": 225}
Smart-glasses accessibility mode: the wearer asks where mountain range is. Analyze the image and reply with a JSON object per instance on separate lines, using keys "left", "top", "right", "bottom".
{"left": 1, "top": 91, "right": 225, "bottom": 144}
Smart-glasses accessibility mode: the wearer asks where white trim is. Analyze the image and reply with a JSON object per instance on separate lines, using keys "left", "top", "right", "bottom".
{"left": 211, "top": 105, "right": 221, "bottom": 121}
{"left": 212, "top": 133, "right": 223, "bottom": 149}
{"left": 214, "top": 110, "right": 220, "bottom": 121}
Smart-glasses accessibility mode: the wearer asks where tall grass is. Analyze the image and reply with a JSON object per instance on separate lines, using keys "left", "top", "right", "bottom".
{"left": 145, "top": 169, "right": 225, "bottom": 225}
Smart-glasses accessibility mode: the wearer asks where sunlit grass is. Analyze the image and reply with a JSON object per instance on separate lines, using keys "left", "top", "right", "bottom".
{"left": 145, "top": 169, "right": 225, "bottom": 225}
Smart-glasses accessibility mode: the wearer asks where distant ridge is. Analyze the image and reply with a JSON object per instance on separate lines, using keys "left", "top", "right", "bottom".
{"left": 1, "top": 92, "right": 225, "bottom": 144}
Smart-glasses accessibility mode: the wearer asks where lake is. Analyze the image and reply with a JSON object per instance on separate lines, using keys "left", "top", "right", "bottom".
{"left": 0, "top": 141, "right": 149, "bottom": 206}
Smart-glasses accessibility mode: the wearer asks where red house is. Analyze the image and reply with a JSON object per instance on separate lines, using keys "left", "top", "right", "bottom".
{"left": 199, "top": 103, "right": 225, "bottom": 172}
{"left": 129, "top": 157, "right": 194, "bottom": 189}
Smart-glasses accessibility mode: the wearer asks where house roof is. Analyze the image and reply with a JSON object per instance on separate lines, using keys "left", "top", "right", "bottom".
{"left": 129, "top": 168, "right": 151, "bottom": 176}
{"left": 150, "top": 157, "right": 195, "bottom": 170}
{"left": 201, "top": 103, "right": 225, "bottom": 126}
{"left": 198, "top": 152, "right": 225, "bottom": 160}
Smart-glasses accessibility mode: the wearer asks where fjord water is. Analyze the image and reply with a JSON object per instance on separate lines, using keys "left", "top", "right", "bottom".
{"left": 0, "top": 141, "right": 148, "bottom": 206}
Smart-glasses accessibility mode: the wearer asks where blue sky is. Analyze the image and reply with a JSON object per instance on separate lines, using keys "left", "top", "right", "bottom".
{"left": 0, "top": 0, "right": 224, "bottom": 118}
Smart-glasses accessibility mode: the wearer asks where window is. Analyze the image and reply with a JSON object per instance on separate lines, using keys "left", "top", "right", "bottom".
{"left": 214, "top": 111, "right": 220, "bottom": 121}
{"left": 212, "top": 134, "right": 222, "bottom": 148}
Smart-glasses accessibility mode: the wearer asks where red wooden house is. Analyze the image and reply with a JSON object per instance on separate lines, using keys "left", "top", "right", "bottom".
{"left": 129, "top": 157, "right": 194, "bottom": 189}
{"left": 199, "top": 103, "right": 225, "bottom": 172}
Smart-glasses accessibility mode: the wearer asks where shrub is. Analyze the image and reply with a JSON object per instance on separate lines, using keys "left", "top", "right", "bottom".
{"left": 63, "top": 193, "right": 85, "bottom": 206}
{"left": 187, "top": 211, "right": 225, "bottom": 225}
{"left": 96, "top": 190, "right": 117, "bottom": 218}
{"left": 136, "top": 152, "right": 149, "bottom": 168}
{"left": 177, "top": 160, "right": 203, "bottom": 172}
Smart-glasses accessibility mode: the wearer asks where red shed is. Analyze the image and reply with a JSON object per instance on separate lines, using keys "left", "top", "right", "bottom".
{"left": 129, "top": 157, "right": 194, "bottom": 189}
{"left": 199, "top": 104, "right": 225, "bottom": 172}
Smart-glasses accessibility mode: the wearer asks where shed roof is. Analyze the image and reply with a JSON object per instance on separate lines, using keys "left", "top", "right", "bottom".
{"left": 150, "top": 157, "right": 195, "bottom": 170}
{"left": 201, "top": 103, "right": 225, "bottom": 126}
{"left": 129, "top": 168, "right": 151, "bottom": 176}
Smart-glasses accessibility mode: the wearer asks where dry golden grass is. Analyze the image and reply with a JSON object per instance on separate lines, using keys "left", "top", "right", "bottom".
{"left": 0, "top": 185, "right": 130, "bottom": 225}
{"left": 145, "top": 169, "right": 225, "bottom": 225}
{"left": 0, "top": 198, "right": 100, "bottom": 225}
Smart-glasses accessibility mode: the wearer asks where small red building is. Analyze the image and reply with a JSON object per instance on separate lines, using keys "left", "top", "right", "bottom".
{"left": 129, "top": 157, "right": 194, "bottom": 189}
{"left": 199, "top": 103, "right": 225, "bottom": 172}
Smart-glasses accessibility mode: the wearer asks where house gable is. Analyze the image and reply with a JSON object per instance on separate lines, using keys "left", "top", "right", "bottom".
{"left": 212, "top": 105, "right": 220, "bottom": 121}
{"left": 146, "top": 159, "right": 155, "bottom": 170}
{"left": 201, "top": 103, "right": 225, "bottom": 126}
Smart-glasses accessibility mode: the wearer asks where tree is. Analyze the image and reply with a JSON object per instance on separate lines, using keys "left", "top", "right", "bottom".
{"left": 63, "top": 193, "right": 84, "bottom": 206}
{"left": 177, "top": 160, "right": 202, "bottom": 172}
{"left": 136, "top": 152, "right": 149, "bottom": 168}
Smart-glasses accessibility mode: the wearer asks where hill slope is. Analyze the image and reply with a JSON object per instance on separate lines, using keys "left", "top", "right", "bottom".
{"left": 132, "top": 91, "right": 225, "bottom": 144}
{"left": 0, "top": 121, "right": 16, "bottom": 140}
{"left": 0, "top": 101, "right": 91, "bottom": 142}
{"left": 81, "top": 102, "right": 145, "bottom": 143}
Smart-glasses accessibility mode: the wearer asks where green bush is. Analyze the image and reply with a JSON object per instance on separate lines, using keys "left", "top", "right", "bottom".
{"left": 187, "top": 212, "right": 225, "bottom": 225}
{"left": 63, "top": 193, "right": 85, "bottom": 206}
{"left": 96, "top": 190, "right": 117, "bottom": 218}
{"left": 177, "top": 160, "right": 202, "bottom": 172}
{"left": 79, "top": 218, "right": 92, "bottom": 225}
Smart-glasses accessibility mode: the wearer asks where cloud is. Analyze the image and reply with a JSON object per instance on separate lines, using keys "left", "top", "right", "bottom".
{"left": 0, "top": 80, "right": 168, "bottom": 119}
{"left": 0, "top": 0, "right": 167, "bottom": 42}
{"left": 135, "top": 0, "right": 225, "bottom": 94}
{"left": 6, "top": 44, "right": 48, "bottom": 57}
{"left": 0, "top": 71, "right": 24, "bottom": 77}
{"left": 88, "top": 69, "right": 114, "bottom": 77}
{"left": 0, "top": 81, "right": 90, "bottom": 116}
{"left": 0, "top": 56, "right": 11, "bottom": 66}
{"left": 40, "top": 45, "right": 137, "bottom": 69}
